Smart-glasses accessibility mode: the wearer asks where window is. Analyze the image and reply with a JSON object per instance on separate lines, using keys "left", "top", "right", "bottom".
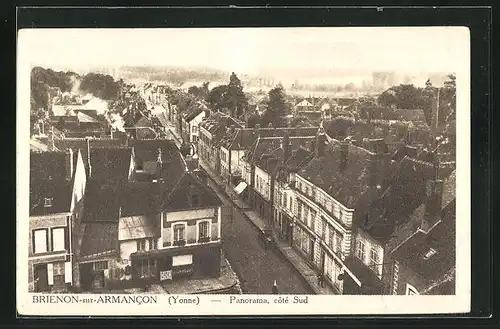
{"left": 93, "top": 261, "right": 108, "bottom": 271}
{"left": 51, "top": 227, "right": 66, "bottom": 252}
{"left": 148, "top": 238, "right": 157, "bottom": 250}
{"left": 328, "top": 227, "right": 335, "bottom": 250}
{"left": 137, "top": 239, "right": 147, "bottom": 251}
{"left": 33, "top": 229, "right": 48, "bottom": 254}
{"left": 198, "top": 221, "right": 210, "bottom": 241}
{"left": 406, "top": 283, "right": 419, "bottom": 295}
{"left": 192, "top": 135, "right": 198, "bottom": 142}
{"left": 139, "top": 259, "right": 157, "bottom": 278}
{"left": 284, "top": 195, "right": 288, "bottom": 208}
{"left": 289, "top": 197, "right": 293, "bottom": 212}
{"left": 192, "top": 126, "right": 198, "bottom": 134}
{"left": 297, "top": 202, "right": 303, "bottom": 223}
{"left": 321, "top": 218, "right": 327, "bottom": 239}
{"left": 173, "top": 224, "right": 186, "bottom": 244}
{"left": 52, "top": 262, "right": 65, "bottom": 286}
{"left": 339, "top": 208, "right": 343, "bottom": 221}
{"left": 335, "top": 233, "right": 342, "bottom": 254}
{"left": 370, "top": 248, "right": 379, "bottom": 267}
{"left": 44, "top": 198, "right": 53, "bottom": 208}
{"left": 356, "top": 240, "right": 366, "bottom": 261}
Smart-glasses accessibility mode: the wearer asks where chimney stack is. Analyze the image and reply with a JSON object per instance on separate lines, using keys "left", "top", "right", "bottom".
{"left": 282, "top": 133, "right": 291, "bottom": 161}
{"left": 315, "top": 133, "right": 326, "bottom": 158}
{"left": 65, "top": 148, "right": 74, "bottom": 180}
{"left": 156, "top": 147, "right": 163, "bottom": 180}
{"left": 368, "top": 139, "right": 390, "bottom": 198}
{"left": 86, "top": 137, "right": 92, "bottom": 177}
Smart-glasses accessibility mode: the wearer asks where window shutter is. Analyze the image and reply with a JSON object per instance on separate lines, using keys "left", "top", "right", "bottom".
{"left": 47, "top": 263, "right": 54, "bottom": 285}
{"left": 64, "top": 262, "right": 72, "bottom": 283}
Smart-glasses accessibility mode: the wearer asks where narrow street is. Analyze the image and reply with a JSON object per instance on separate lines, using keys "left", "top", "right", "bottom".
{"left": 207, "top": 178, "right": 313, "bottom": 295}
{"left": 162, "top": 117, "right": 313, "bottom": 294}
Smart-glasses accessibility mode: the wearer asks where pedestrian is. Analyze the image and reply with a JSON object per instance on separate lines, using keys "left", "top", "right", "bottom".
{"left": 272, "top": 280, "right": 279, "bottom": 294}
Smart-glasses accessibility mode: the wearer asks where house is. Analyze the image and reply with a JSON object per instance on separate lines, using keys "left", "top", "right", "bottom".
{"left": 132, "top": 116, "right": 157, "bottom": 140}
{"left": 273, "top": 141, "right": 314, "bottom": 245}
{"left": 198, "top": 112, "right": 245, "bottom": 176}
{"left": 249, "top": 134, "right": 316, "bottom": 226}
{"left": 387, "top": 170, "right": 456, "bottom": 295}
{"left": 226, "top": 126, "right": 317, "bottom": 198}
{"left": 294, "top": 137, "right": 396, "bottom": 294}
{"left": 29, "top": 149, "right": 87, "bottom": 292}
{"left": 77, "top": 139, "right": 224, "bottom": 290}
{"left": 77, "top": 147, "right": 135, "bottom": 291}
{"left": 342, "top": 148, "right": 455, "bottom": 295}
{"left": 181, "top": 101, "right": 208, "bottom": 144}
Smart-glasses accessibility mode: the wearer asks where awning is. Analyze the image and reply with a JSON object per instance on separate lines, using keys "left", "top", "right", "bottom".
{"left": 233, "top": 181, "right": 248, "bottom": 195}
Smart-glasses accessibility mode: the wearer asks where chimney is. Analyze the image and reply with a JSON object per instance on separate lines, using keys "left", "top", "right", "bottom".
{"left": 65, "top": 148, "right": 74, "bottom": 180}
{"left": 368, "top": 139, "right": 390, "bottom": 198}
{"left": 315, "top": 133, "right": 326, "bottom": 158}
{"left": 282, "top": 133, "right": 291, "bottom": 161}
{"left": 86, "top": 137, "right": 92, "bottom": 177}
{"left": 421, "top": 178, "right": 444, "bottom": 232}
{"left": 156, "top": 147, "right": 163, "bottom": 180}
{"left": 340, "top": 140, "right": 349, "bottom": 170}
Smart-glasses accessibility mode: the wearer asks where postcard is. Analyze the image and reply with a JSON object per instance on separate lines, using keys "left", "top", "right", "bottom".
{"left": 17, "top": 26, "right": 470, "bottom": 316}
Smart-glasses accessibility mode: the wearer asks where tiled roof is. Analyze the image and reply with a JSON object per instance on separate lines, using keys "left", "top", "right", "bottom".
{"left": 89, "top": 148, "right": 132, "bottom": 187}
{"left": 80, "top": 222, "right": 119, "bottom": 257}
{"left": 343, "top": 256, "right": 384, "bottom": 295}
{"left": 298, "top": 142, "right": 375, "bottom": 208}
{"left": 357, "top": 155, "right": 455, "bottom": 244}
{"left": 134, "top": 116, "right": 153, "bottom": 128}
{"left": 120, "top": 182, "right": 163, "bottom": 217}
{"left": 119, "top": 215, "right": 157, "bottom": 241}
{"left": 390, "top": 199, "right": 456, "bottom": 285}
{"left": 83, "top": 181, "right": 121, "bottom": 222}
{"left": 30, "top": 151, "right": 73, "bottom": 216}
{"left": 182, "top": 102, "right": 207, "bottom": 122}
{"left": 163, "top": 172, "right": 222, "bottom": 212}
{"left": 223, "top": 127, "right": 318, "bottom": 150}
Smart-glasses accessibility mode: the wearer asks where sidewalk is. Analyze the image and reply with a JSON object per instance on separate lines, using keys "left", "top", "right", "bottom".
{"left": 200, "top": 159, "right": 337, "bottom": 295}
{"left": 161, "top": 255, "right": 241, "bottom": 295}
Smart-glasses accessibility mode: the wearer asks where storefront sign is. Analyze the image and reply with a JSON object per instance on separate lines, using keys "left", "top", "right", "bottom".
{"left": 160, "top": 270, "right": 172, "bottom": 281}
{"left": 172, "top": 265, "right": 194, "bottom": 278}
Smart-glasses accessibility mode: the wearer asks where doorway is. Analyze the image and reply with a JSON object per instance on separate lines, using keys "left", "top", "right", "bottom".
{"left": 33, "top": 264, "right": 49, "bottom": 292}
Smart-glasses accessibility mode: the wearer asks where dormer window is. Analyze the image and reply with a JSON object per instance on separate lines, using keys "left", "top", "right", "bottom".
{"left": 44, "top": 198, "right": 53, "bottom": 208}
{"left": 423, "top": 248, "right": 437, "bottom": 260}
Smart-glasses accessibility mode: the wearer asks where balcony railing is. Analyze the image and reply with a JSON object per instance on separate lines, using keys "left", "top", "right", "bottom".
{"left": 173, "top": 239, "right": 186, "bottom": 247}
{"left": 197, "top": 236, "right": 211, "bottom": 243}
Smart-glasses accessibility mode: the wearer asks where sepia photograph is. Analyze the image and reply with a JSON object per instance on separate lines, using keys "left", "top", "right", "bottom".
{"left": 17, "top": 26, "right": 470, "bottom": 316}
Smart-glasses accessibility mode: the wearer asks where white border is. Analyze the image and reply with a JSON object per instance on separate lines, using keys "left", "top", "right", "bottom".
{"left": 17, "top": 27, "right": 471, "bottom": 316}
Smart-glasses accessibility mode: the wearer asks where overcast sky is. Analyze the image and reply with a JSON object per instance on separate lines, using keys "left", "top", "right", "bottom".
{"left": 19, "top": 27, "right": 469, "bottom": 76}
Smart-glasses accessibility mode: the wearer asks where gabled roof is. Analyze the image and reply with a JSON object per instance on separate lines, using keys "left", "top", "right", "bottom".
{"left": 390, "top": 199, "right": 456, "bottom": 291}
{"left": 163, "top": 171, "right": 222, "bottom": 212}
{"left": 76, "top": 111, "right": 99, "bottom": 123}
{"left": 119, "top": 214, "right": 157, "bottom": 241}
{"left": 30, "top": 151, "right": 74, "bottom": 216}
{"left": 120, "top": 182, "right": 163, "bottom": 217}
{"left": 182, "top": 102, "right": 207, "bottom": 122}
{"left": 134, "top": 116, "right": 153, "bottom": 128}
{"left": 80, "top": 222, "right": 119, "bottom": 257}
{"left": 296, "top": 99, "right": 313, "bottom": 107}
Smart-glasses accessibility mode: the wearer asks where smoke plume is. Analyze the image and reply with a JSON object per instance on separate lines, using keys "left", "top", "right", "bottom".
{"left": 109, "top": 113, "right": 126, "bottom": 132}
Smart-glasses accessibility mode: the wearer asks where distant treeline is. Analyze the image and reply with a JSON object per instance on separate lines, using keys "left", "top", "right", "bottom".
{"left": 119, "top": 66, "right": 227, "bottom": 85}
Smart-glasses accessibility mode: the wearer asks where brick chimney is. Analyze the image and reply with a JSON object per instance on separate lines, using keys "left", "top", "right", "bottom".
{"left": 315, "top": 133, "right": 326, "bottom": 158}
{"left": 65, "top": 148, "right": 74, "bottom": 180}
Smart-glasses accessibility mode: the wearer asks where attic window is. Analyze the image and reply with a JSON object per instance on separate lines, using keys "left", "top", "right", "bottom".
{"left": 423, "top": 248, "right": 437, "bottom": 260}
{"left": 44, "top": 198, "right": 53, "bottom": 208}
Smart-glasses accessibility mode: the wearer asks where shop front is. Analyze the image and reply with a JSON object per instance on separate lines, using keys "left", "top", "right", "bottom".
{"left": 130, "top": 243, "right": 221, "bottom": 284}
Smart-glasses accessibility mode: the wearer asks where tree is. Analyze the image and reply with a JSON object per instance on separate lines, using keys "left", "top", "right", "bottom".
{"left": 261, "top": 85, "right": 288, "bottom": 128}
{"left": 207, "top": 84, "right": 229, "bottom": 111}
{"left": 188, "top": 81, "right": 210, "bottom": 100}
{"left": 224, "top": 73, "right": 248, "bottom": 118}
